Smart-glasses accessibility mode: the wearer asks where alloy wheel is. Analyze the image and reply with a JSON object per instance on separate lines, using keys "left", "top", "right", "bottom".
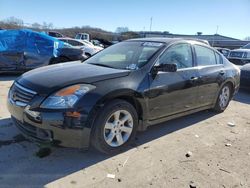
{"left": 219, "top": 85, "right": 230, "bottom": 108}
{"left": 103, "top": 110, "right": 133, "bottom": 147}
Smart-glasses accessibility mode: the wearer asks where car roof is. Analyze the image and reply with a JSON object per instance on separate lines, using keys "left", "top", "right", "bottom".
{"left": 60, "top": 37, "right": 84, "bottom": 42}
{"left": 126, "top": 37, "right": 209, "bottom": 46}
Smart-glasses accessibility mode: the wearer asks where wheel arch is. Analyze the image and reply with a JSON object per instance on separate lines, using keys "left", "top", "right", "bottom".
{"left": 96, "top": 89, "right": 145, "bottom": 121}
{"left": 87, "top": 89, "right": 146, "bottom": 138}
{"left": 213, "top": 79, "right": 235, "bottom": 106}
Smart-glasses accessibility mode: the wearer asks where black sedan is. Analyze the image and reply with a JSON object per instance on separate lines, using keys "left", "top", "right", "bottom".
{"left": 7, "top": 38, "right": 240, "bottom": 153}
{"left": 240, "top": 64, "right": 250, "bottom": 89}
{"left": 0, "top": 29, "right": 85, "bottom": 73}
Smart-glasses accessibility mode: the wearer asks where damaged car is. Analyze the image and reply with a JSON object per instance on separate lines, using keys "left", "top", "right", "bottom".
{"left": 7, "top": 38, "right": 240, "bottom": 154}
{"left": 59, "top": 38, "right": 103, "bottom": 57}
{"left": 0, "top": 29, "right": 85, "bottom": 73}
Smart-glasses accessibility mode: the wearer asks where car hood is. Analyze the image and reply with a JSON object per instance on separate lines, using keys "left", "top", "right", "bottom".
{"left": 17, "top": 61, "right": 130, "bottom": 94}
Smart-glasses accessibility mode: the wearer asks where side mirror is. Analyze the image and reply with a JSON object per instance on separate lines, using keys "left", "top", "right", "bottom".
{"left": 153, "top": 63, "right": 177, "bottom": 74}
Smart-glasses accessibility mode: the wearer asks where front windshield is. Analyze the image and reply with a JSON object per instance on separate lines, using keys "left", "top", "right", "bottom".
{"left": 85, "top": 41, "right": 163, "bottom": 70}
{"left": 242, "top": 43, "right": 250, "bottom": 49}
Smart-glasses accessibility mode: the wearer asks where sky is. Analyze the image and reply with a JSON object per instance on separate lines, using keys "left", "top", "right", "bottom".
{"left": 0, "top": 0, "right": 250, "bottom": 39}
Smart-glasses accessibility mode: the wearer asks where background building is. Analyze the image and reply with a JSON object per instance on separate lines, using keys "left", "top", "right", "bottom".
{"left": 138, "top": 31, "right": 249, "bottom": 49}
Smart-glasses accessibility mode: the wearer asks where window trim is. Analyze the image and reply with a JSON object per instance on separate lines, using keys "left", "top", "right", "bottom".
{"left": 193, "top": 44, "right": 222, "bottom": 67}
{"left": 214, "top": 51, "right": 223, "bottom": 64}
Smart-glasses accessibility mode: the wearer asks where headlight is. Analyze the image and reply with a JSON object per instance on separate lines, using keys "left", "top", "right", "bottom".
{"left": 41, "top": 84, "right": 95, "bottom": 109}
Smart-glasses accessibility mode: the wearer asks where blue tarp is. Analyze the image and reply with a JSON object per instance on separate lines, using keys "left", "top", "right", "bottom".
{"left": 0, "top": 29, "right": 65, "bottom": 57}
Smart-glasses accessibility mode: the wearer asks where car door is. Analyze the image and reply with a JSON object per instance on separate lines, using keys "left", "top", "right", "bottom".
{"left": 0, "top": 30, "right": 26, "bottom": 71}
{"left": 0, "top": 51, "right": 25, "bottom": 71}
{"left": 24, "top": 34, "right": 53, "bottom": 69}
{"left": 193, "top": 45, "right": 226, "bottom": 107}
{"left": 147, "top": 43, "right": 200, "bottom": 120}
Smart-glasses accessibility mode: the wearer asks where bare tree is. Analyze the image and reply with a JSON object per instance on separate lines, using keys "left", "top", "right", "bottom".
{"left": 31, "top": 22, "right": 42, "bottom": 29}
{"left": 3, "top": 16, "right": 23, "bottom": 26}
{"left": 42, "top": 22, "right": 54, "bottom": 30}
{"left": 115, "top": 27, "right": 129, "bottom": 33}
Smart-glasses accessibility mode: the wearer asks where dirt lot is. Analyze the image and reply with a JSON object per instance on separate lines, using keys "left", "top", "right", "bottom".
{"left": 0, "top": 75, "right": 250, "bottom": 188}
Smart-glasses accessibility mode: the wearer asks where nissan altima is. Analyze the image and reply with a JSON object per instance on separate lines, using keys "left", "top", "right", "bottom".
{"left": 7, "top": 38, "right": 240, "bottom": 153}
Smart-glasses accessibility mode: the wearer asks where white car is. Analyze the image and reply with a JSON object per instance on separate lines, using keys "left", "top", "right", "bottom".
{"left": 59, "top": 38, "right": 103, "bottom": 57}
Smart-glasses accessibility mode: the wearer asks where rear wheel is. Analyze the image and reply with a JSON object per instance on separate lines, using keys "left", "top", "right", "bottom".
{"left": 91, "top": 99, "right": 138, "bottom": 154}
{"left": 213, "top": 84, "right": 232, "bottom": 112}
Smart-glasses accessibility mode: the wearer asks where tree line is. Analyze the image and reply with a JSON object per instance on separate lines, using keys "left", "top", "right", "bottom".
{"left": 0, "top": 17, "right": 140, "bottom": 42}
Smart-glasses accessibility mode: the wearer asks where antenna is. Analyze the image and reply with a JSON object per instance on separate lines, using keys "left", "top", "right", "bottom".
{"left": 216, "top": 25, "right": 219, "bottom": 34}
{"left": 150, "top": 17, "right": 153, "bottom": 31}
{"left": 212, "top": 25, "right": 219, "bottom": 47}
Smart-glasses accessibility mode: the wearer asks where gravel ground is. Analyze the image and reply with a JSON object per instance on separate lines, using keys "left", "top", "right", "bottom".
{"left": 0, "top": 75, "right": 250, "bottom": 188}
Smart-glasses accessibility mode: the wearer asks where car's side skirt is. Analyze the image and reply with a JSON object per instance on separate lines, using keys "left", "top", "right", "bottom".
{"left": 147, "top": 105, "right": 213, "bottom": 127}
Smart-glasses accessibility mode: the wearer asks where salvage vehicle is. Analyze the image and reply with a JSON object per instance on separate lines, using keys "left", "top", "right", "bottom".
{"left": 0, "top": 29, "right": 85, "bottom": 73}
{"left": 45, "top": 31, "right": 64, "bottom": 38}
{"left": 59, "top": 38, "right": 103, "bottom": 57}
{"left": 240, "top": 64, "right": 250, "bottom": 89}
{"left": 7, "top": 38, "right": 240, "bottom": 153}
{"left": 228, "top": 43, "right": 250, "bottom": 65}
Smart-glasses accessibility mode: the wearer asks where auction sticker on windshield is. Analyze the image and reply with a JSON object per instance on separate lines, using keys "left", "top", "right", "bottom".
{"left": 142, "top": 42, "right": 163, "bottom": 47}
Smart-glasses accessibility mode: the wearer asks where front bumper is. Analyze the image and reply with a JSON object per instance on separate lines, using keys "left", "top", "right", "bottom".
{"left": 7, "top": 100, "right": 91, "bottom": 149}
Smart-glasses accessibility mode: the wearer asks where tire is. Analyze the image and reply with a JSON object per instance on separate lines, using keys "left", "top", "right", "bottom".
{"left": 91, "top": 99, "right": 138, "bottom": 154}
{"left": 213, "top": 83, "right": 232, "bottom": 112}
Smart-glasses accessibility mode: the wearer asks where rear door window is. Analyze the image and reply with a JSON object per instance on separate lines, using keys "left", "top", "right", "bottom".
{"left": 194, "top": 45, "right": 217, "bottom": 66}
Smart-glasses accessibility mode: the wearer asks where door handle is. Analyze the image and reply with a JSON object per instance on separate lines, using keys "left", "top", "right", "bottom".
{"left": 219, "top": 70, "right": 225, "bottom": 75}
{"left": 190, "top": 76, "right": 199, "bottom": 81}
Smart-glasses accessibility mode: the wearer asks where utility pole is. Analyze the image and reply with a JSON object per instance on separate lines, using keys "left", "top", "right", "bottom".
{"left": 150, "top": 17, "right": 153, "bottom": 31}
{"left": 216, "top": 25, "right": 219, "bottom": 34}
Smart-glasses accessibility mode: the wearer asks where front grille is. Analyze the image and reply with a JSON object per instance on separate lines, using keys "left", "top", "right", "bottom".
{"left": 10, "top": 82, "right": 37, "bottom": 105}
{"left": 229, "top": 51, "right": 244, "bottom": 58}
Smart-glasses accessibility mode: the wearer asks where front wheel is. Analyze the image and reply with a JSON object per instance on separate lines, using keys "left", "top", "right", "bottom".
{"left": 213, "top": 84, "right": 232, "bottom": 112}
{"left": 91, "top": 99, "right": 138, "bottom": 154}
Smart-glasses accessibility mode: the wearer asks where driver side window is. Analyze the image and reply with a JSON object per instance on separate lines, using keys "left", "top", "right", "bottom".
{"left": 157, "top": 43, "right": 193, "bottom": 69}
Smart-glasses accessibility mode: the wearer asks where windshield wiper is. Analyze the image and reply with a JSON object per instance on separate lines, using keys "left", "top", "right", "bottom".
{"left": 89, "top": 63, "right": 115, "bottom": 68}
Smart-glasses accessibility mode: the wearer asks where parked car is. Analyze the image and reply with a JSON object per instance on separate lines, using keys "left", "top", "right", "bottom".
{"left": 91, "top": 39, "right": 104, "bottom": 48}
{"left": 228, "top": 43, "right": 250, "bottom": 65}
{"left": 240, "top": 63, "right": 250, "bottom": 89}
{"left": 0, "top": 29, "right": 85, "bottom": 73}
{"left": 75, "top": 33, "right": 90, "bottom": 41}
{"left": 93, "top": 38, "right": 113, "bottom": 48}
{"left": 59, "top": 38, "right": 103, "bottom": 57}
{"left": 45, "top": 31, "right": 64, "bottom": 38}
{"left": 7, "top": 38, "right": 240, "bottom": 153}
{"left": 215, "top": 47, "right": 230, "bottom": 58}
